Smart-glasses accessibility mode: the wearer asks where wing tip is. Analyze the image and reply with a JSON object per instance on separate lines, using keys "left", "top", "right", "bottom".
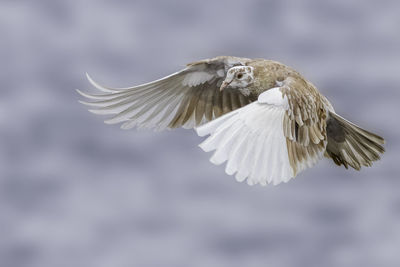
{"left": 76, "top": 88, "right": 93, "bottom": 99}
{"left": 78, "top": 99, "right": 92, "bottom": 106}
{"left": 85, "top": 72, "right": 118, "bottom": 93}
{"left": 86, "top": 72, "right": 100, "bottom": 89}
{"left": 85, "top": 72, "right": 97, "bottom": 88}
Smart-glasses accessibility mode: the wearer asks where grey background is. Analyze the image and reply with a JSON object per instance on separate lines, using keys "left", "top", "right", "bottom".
{"left": 1, "top": 0, "right": 399, "bottom": 267}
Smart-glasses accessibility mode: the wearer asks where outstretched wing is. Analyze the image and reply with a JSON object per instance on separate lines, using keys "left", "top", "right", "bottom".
{"left": 196, "top": 88, "right": 294, "bottom": 186}
{"left": 196, "top": 79, "right": 329, "bottom": 186}
{"left": 77, "top": 56, "right": 253, "bottom": 130}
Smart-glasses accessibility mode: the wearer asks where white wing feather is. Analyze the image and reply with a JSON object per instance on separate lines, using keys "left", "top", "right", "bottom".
{"left": 195, "top": 88, "right": 295, "bottom": 186}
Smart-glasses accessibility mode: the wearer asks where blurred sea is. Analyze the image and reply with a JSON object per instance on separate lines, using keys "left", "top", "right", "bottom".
{"left": 1, "top": 1, "right": 399, "bottom": 267}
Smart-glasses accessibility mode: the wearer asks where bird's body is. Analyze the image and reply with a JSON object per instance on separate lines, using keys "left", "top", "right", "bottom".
{"left": 78, "top": 56, "right": 385, "bottom": 186}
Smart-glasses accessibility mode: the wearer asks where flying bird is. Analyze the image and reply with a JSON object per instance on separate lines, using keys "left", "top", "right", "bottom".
{"left": 77, "top": 56, "right": 385, "bottom": 186}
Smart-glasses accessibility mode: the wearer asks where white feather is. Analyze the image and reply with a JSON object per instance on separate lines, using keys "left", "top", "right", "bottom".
{"left": 195, "top": 90, "right": 295, "bottom": 186}
{"left": 258, "top": 87, "right": 289, "bottom": 109}
{"left": 196, "top": 110, "right": 240, "bottom": 137}
{"left": 209, "top": 121, "right": 243, "bottom": 165}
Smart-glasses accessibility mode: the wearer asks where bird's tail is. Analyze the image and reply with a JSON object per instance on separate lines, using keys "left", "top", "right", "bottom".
{"left": 325, "top": 112, "right": 385, "bottom": 170}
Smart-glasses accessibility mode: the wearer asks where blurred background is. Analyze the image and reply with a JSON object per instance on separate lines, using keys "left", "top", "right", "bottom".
{"left": 1, "top": 0, "right": 399, "bottom": 266}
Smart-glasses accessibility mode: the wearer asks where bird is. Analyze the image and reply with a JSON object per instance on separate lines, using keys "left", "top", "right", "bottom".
{"left": 77, "top": 56, "right": 385, "bottom": 186}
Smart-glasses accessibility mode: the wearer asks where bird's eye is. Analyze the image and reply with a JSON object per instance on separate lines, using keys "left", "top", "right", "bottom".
{"left": 237, "top": 73, "right": 243, "bottom": 79}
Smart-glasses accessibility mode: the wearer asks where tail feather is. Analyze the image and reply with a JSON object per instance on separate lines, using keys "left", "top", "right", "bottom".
{"left": 325, "top": 112, "right": 385, "bottom": 170}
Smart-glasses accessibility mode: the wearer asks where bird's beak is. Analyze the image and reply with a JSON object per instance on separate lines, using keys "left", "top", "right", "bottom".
{"left": 220, "top": 81, "right": 230, "bottom": 91}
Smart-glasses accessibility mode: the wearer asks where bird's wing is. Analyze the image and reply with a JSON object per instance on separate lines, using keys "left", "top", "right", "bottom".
{"left": 279, "top": 77, "right": 328, "bottom": 176}
{"left": 196, "top": 79, "right": 328, "bottom": 186}
{"left": 77, "top": 56, "right": 253, "bottom": 130}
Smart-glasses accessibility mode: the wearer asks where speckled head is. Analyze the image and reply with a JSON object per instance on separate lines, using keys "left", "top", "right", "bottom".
{"left": 220, "top": 66, "right": 254, "bottom": 91}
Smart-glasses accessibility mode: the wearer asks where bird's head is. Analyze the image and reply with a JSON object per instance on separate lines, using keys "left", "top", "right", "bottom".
{"left": 220, "top": 66, "right": 254, "bottom": 91}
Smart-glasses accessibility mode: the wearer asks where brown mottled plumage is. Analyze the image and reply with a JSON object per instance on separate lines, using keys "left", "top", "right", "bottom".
{"left": 78, "top": 56, "right": 385, "bottom": 186}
